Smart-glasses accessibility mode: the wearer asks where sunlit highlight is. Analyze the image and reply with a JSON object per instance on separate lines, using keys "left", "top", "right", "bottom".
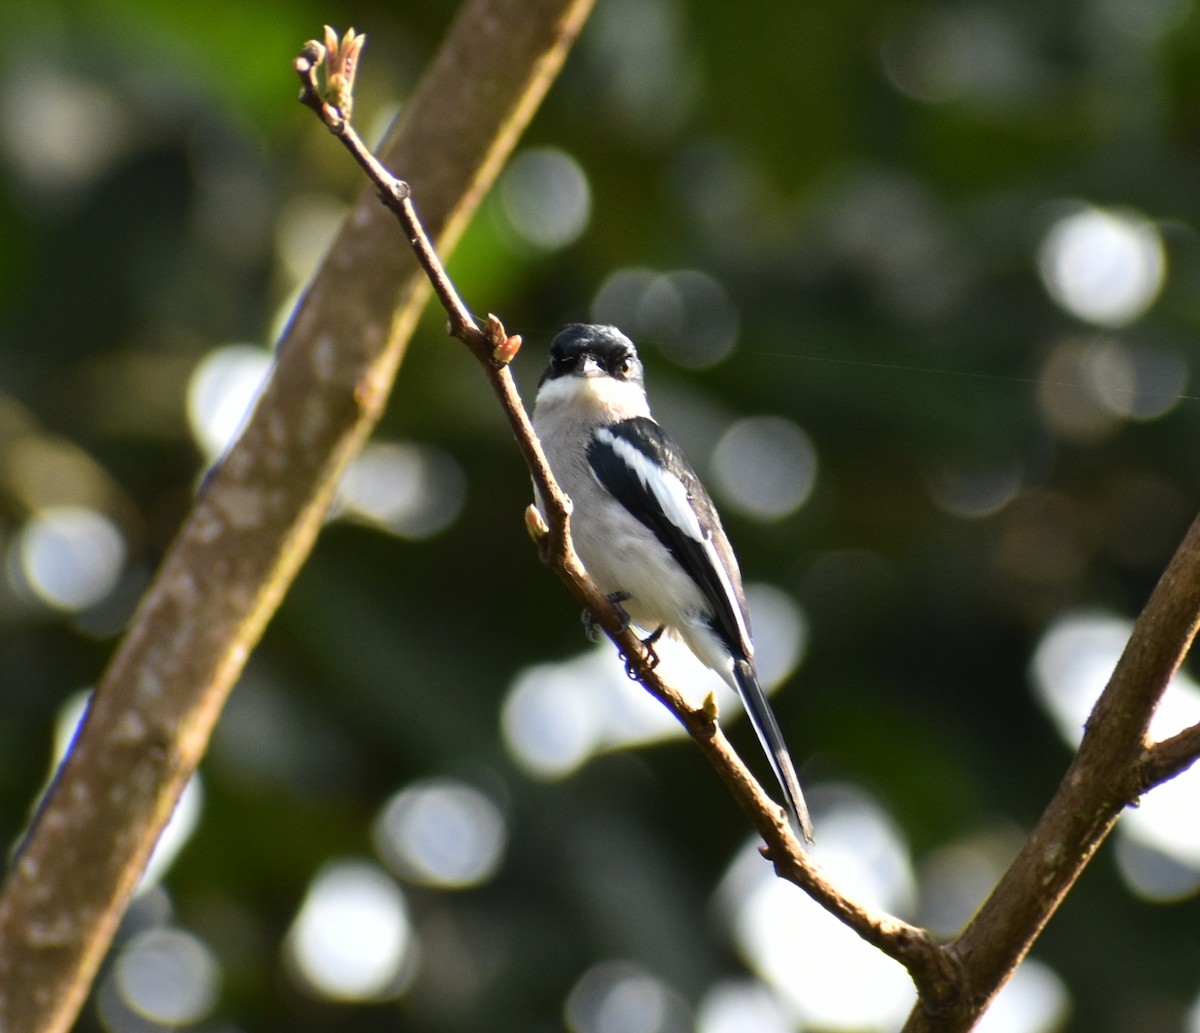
{"left": 1036, "top": 336, "right": 1186, "bottom": 441}
{"left": 1029, "top": 612, "right": 1130, "bottom": 746}
{"left": 502, "top": 654, "right": 608, "bottom": 778}
{"left": 287, "top": 859, "right": 414, "bottom": 1001}
{"left": 1036, "top": 337, "right": 1121, "bottom": 441}
{"left": 917, "top": 829, "right": 1021, "bottom": 937}
{"left": 502, "top": 642, "right": 685, "bottom": 779}
{"left": 880, "top": 7, "right": 1033, "bottom": 106}
{"left": 1116, "top": 787, "right": 1200, "bottom": 901}
{"left": 1038, "top": 205, "right": 1165, "bottom": 327}
{"left": 1120, "top": 749, "right": 1200, "bottom": 872}
{"left": 502, "top": 585, "right": 806, "bottom": 777}
{"left": 643, "top": 270, "right": 739, "bottom": 368}
{"left": 592, "top": 268, "right": 739, "bottom": 369}
{"left": 565, "top": 960, "right": 688, "bottom": 1033}
{"left": 3, "top": 434, "right": 117, "bottom": 520}
{"left": 718, "top": 785, "right": 916, "bottom": 1030}
{"left": 113, "top": 928, "right": 220, "bottom": 1025}
{"left": 0, "top": 67, "right": 131, "bottom": 194}
{"left": 498, "top": 147, "right": 591, "bottom": 251}
{"left": 336, "top": 440, "right": 467, "bottom": 538}
{"left": 1085, "top": 337, "right": 1186, "bottom": 421}
{"left": 1188, "top": 985, "right": 1200, "bottom": 1033}
{"left": 140, "top": 777, "right": 204, "bottom": 892}
{"left": 373, "top": 778, "right": 506, "bottom": 888}
{"left": 16, "top": 505, "right": 125, "bottom": 611}
{"left": 711, "top": 416, "right": 817, "bottom": 521}
{"left": 275, "top": 192, "right": 348, "bottom": 287}
{"left": 975, "top": 958, "right": 1069, "bottom": 1033}
{"left": 591, "top": 267, "right": 656, "bottom": 333}
{"left": 187, "top": 344, "right": 274, "bottom": 461}
{"left": 1031, "top": 612, "right": 1200, "bottom": 898}
{"left": 925, "top": 459, "right": 1022, "bottom": 519}
{"left": 583, "top": 0, "right": 698, "bottom": 136}
{"left": 697, "top": 979, "right": 792, "bottom": 1033}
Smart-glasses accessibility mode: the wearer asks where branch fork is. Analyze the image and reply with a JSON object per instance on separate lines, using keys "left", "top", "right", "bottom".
{"left": 297, "top": 27, "right": 1200, "bottom": 1033}
{"left": 293, "top": 27, "right": 962, "bottom": 1000}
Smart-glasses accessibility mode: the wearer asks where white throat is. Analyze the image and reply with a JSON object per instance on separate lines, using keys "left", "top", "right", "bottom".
{"left": 534, "top": 374, "right": 652, "bottom": 423}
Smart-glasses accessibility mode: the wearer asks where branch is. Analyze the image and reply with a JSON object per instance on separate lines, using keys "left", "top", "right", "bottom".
{"left": 902, "top": 508, "right": 1200, "bottom": 1032}
{"left": 0, "top": 3, "right": 595, "bottom": 1030}
{"left": 1139, "top": 721, "right": 1200, "bottom": 790}
{"left": 295, "top": 29, "right": 957, "bottom": 1000}
{"left": 296, "top": 23, "right": 1200, "bottom": 1032}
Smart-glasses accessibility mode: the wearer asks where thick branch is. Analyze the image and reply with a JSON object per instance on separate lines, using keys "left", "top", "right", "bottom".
{"left": 902, "top": 508, "right": 1200, "bottom": 1033}
{"left": 0, "top": 3, "right": 594, "bottom": 1030}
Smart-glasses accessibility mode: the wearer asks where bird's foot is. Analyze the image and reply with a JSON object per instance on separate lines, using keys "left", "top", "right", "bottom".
{"left": 622, "top": 625, "right": 664, "bottom": 680}
{"left": 582, "top": 591, "right": 632, "bottom": 642}
{"left": 641, "top": 626, "right": 664, "bottom": 669}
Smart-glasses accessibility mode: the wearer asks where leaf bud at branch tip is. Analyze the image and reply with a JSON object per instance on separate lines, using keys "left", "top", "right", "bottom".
{"left": 299, "top": 25, "right": 364, "bottom": 124}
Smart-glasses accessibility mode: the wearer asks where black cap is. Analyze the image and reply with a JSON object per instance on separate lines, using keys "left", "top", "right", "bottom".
{"left": 542, "top": 324, "right": 643, "bottom": 385}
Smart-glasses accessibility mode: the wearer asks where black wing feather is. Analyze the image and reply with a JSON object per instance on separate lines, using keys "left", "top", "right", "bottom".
{"left": 589, "top": 417, "right": 813, "bottom": 842}
{"left": 587, "top": 417, "right": 750, "bottom": 658}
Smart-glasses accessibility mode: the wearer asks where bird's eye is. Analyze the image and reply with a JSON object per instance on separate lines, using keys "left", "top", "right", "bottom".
{"left": 614, "top": 356, "right": 633, "bottom": 378}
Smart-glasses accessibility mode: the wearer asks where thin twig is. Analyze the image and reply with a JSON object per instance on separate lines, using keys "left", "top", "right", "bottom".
{"left": 1139, "top": 721, "right": 1200, "bottom": 790}
{"left": 305, "top": 29, "right": 1200, "bottom": 1028}
{"left": 310, "top": 34, "right": 1200, "bottom": 1022}
{"left": 297, "top": 34, "right": 487, "bottom": 355}
{"left": 299, "top": 19, "right": 1200, "bottom": 1033}
{"left": 295, "top": 30, "right": 957, "bottom": 997}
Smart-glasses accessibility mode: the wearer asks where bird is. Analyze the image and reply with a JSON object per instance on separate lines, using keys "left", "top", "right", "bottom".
{"left": 531, "top": 323, "right": 813, "bottom": 842}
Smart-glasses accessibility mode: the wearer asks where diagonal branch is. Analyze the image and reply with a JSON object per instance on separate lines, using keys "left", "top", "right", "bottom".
{"left": 300, "top": 20, "right": 1200, "bottom": 1031}
{"left": 0, "top": 3, "right": 595, "bottom": 1031}
{"left": 299, "top": 18, "right": 1200, "bottom": 1028}
{"left": 295, "top": 29, "right": 957, "bottom": 999}
{"left": 902, "top": 507, "right": 1200, "bottom": 1032}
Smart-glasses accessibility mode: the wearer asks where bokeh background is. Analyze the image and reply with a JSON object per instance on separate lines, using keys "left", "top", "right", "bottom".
{"left": 3, "top": 0, "right": 1200, "bottom": 1030}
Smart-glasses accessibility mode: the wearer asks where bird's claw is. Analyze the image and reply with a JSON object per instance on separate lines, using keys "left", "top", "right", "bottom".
{"left": 621, "top": 626, "right": 664, "bottom": 681}
{"left": 582, "top": 591, "right": 632, "bottom": 642}
{"left": 641, "top": 625, "right": 664, "bottom": 670}
{"left": 582, "top": 609, "right": 600, "bottom": 643}
{"left": 581, "top": 595, "right": 662, "bottom": 681}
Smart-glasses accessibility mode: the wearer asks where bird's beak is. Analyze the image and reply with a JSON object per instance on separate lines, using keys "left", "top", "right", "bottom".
{"left": 578, "top": 354, "right": 604, "bottom": 377}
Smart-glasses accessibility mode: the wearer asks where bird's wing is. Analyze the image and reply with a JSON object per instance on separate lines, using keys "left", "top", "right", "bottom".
{"left": 587, "top": 417, "right": 752, "bottom": 657}
{"left": 590, "top": 418, "right": 813, "bottom": 842}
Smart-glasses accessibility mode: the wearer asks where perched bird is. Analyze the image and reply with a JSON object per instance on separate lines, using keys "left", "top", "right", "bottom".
{"left": 531, "top": 323, "right": 813, "bottom": 842}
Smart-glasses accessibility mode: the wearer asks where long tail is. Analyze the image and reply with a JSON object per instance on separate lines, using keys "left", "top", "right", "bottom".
{"left": 732, "top": 659, "right": 814, "bottom": 843}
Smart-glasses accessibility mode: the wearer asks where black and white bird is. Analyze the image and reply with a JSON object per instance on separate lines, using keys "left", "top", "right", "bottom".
{"left": 531, "top": 323, "right": 813, "bottom": 842}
